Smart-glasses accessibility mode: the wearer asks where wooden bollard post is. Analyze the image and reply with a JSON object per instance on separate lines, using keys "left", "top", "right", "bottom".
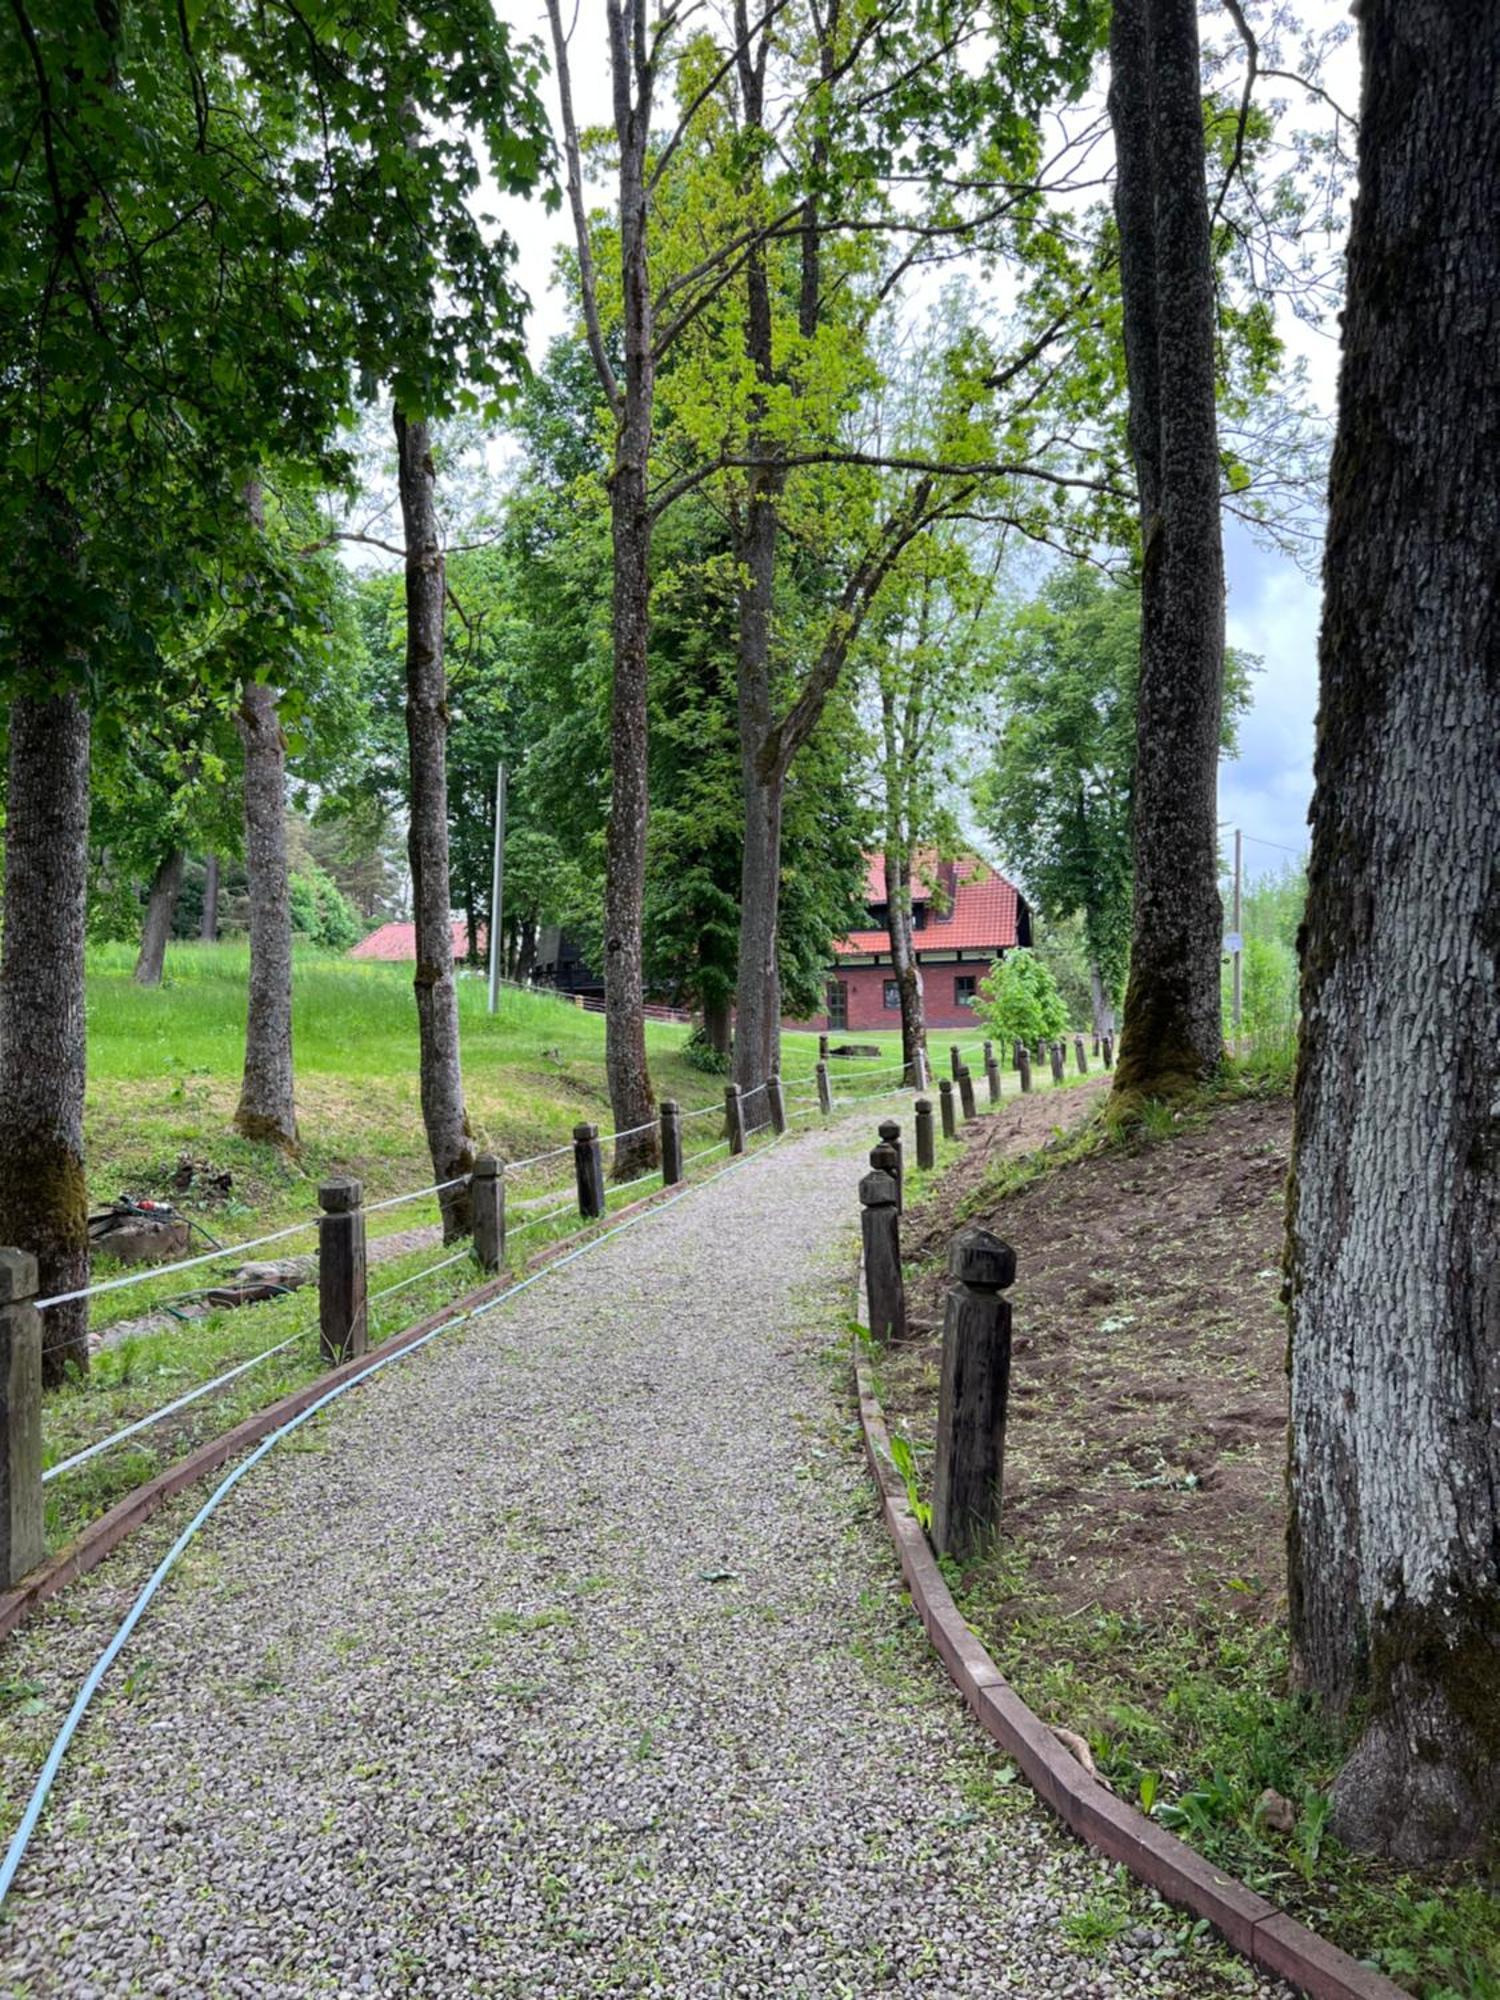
{"left": 949, "top": 1043, "right": 962, "bottom": 1079}
{"left": 983, "top": 1039, "right": 994, "bottom": 1072}
{"left": 816, "top": 1060, "right": 833, "bottom": 1117}
{"left": 318, "top": 1178, "right": 367, "bottom": 1366}
{"left": 914, "top": 1097, "right": 935, "bottom": 1171}
{"left": 472, "top": 1156, "right": 505, "bottom": 1273}
{"left": 1102, "top": 1033, "right": 1114, "bottom": 1070}
{"left": 860, "top": 1145, "right": 905, "bottom": 1343}
{"left": 1074, "top": 1034, "right": 1088, "bottom": 1076}
{"left": 767, "top": 1073, "right": 786, "bottom": 1136}
{"left": 932, "top": 1229, "right": 1016, "bottom": 1561}
{"left": 660, "top": 1099, "right": 684, "bottom": 1185}
{"left": 724, "top": 1083, "right": 745, "bottom": 1156}
{"left": 1017, "top": 1046, "right": 1033, "bottom": 1093}
{"left": 1012, "top": 1039, "right": 1024, "bottom": 1072}
{"left": 818, "top": 1032, "right": 829, "bottom": 1061}
{"left": 878, "top": 1117, "right": 903, "bottom": 1213}
{"left": 1049, "top": 1040, "right": 1066, "bottom": 1085}
{"left": 914, "top": 1045, "right": 929, "bottom": 1091}
{"left": 573, "top": 1122, "right": 606, "bottom": 1219}
{"left": 0, "top": 1251, "right": 44, "bottom": 1587}
{"left": 985, "top": 1051, "right": 1001, "bottom": 1104}
{"left": 939, "top": 1077, "right": 958, "bottom": 1140}
{"left": 958, "top": 1065, "right": 978, "bottom": 1122}
{"left": 1092, "top": 1031, "right": 1100, "bottom": 1057}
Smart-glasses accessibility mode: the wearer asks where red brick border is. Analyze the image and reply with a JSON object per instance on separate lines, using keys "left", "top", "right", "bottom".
{"left": 852, "top": 1308, "right": 1407, "bottom": 2000}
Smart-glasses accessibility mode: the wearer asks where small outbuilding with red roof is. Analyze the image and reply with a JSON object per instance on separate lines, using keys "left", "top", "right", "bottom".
{"left": 796, "top": 851, "right": 1032, "bottom": 1032}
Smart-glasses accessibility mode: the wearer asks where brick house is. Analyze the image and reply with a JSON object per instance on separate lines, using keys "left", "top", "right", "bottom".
{"left": 799, "top": 852, "right": 1032, "bottom": 1033}
{"left": 349, "top": 920, "right": 482, "bottom": 962}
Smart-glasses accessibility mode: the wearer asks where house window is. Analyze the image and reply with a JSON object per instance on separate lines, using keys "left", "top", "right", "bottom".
{"left": 954, "top": 974, "right": 977, "bottom": 1007}
{"left": 883, "top": 979, "right": 901, "bottom": 1009}
{"left": 912, "top": 903, "right": 927, "bottom": 931}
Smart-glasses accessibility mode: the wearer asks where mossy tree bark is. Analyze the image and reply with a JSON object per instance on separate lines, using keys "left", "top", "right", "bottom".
{"left": 233, "top": 679, "right": 298, "bottom": 1150}
{"left": 1287, "top": 0, "right": 1500, "bottom": 1863}
{"left": 1106, "top": 0, "right": 1225, "bottom": 1103}
{"left": 395, "top": 411, "right": 475, "bottom": 1241}
{"left": 0, "top": 691, "right": 92, "bottom": 1385}
{"left": 134, "top": 849, "right": 184, "bottom": 986}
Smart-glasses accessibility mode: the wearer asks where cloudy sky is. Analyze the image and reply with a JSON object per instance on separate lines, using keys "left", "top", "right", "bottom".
{"left": 493, "top": 0, "right": 1360, "bottom": 883}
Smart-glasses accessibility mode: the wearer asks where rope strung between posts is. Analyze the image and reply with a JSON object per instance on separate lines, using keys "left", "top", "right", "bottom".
{"left": 363, "top": 1176, "right": 470, "bottom": 1215}
{"left": 366, "top": 1245, "right": 476, "bottom": 1308}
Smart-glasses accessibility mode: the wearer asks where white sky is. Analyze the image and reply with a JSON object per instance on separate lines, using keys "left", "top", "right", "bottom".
{"left": 491, "top": 0, "right": 1363, "bottom": 883}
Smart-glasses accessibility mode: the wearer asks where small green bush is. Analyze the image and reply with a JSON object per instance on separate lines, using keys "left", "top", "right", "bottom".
{"left": 289, "top": 863, "right": 361, "bottom": 951}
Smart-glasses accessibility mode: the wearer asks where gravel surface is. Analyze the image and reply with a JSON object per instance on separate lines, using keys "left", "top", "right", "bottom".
{"left": 0, "top": 1113, "right": 1292, "bottom": 1998}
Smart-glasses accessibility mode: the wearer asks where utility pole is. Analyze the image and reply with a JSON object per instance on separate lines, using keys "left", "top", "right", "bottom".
{"left": 487, "top": 761, "right": 506, "bottom": 1015}
{"left": 1231, "top": 826, "right": 1243, "bottom": 1054}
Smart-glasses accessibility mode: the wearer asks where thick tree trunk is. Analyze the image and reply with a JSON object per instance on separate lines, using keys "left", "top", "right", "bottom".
{"left": 701, "top": 988, "right": 732, "bottom": 1060}
{"left": 200, "top": 854, "right": 220, "bottom": 941}
{"left": 1287, "top": 0, "right": 1500, "bottom": 1864}
{"left": 884, "top": 846, "right": 927, "bottom": 1080}
{"left": 735, "top": 744, "right": 784, "bottom": 1118}
{"left": 395, "top": 412, "right": 475, "bottom": 1241}
{"left": 516, "top": 916, "right": 538, "bottom": 987}
{"left": 1107, "top": 0, "right": 1225, "bottom": 1103}
{"left": 234, "top": 680, "right": 298, "bottom": 1150}
{"left": 0, "top": 693, "right": 92, "bottom": 1386}
{"left": 134, "top": 849, "right": 184, "bottom": 985}
{"left": 1087, "top": 959, "right": 1115, "bottom": 1040}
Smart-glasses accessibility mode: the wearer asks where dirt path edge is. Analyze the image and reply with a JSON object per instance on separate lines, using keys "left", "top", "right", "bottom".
{"left": 851, "top": 1258, "right": 1407, "bottom": 2000}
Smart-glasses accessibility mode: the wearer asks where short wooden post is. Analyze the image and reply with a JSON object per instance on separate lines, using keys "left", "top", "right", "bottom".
{"left": 914, "top": 1045, "right": 929, "bottom": 1091}
{"left": 949, "top": 1043, "right": 962, "bottom": 1079}
{"left": 724, "top": 1083, "right": 745, "bottom": 1156}
{"left": 1074, "top": 1034, "right": 1088, "bottom": 1076}
{"left": 985, "top": 1051, "right": 1001, "bottom": 1104}
{"left": 318, "top": 1178, "right": 367, "bottom": 1366}
{"left": 1092, "top": 1031, "right": 1100, "bottom": 1057}
{"left": 472, "top": 1156, "right": 505, "bottom": 1273}
{"left": 573, "top": 1122, "right": 606, "bottom": 1219}
{"left": 818, "top": 1032, "right": 829, "bottom": 1060}
{"left": 1049, "top": 1040, "right": 1066, "bottom": 1085}
{"left": 958, "top": 1065, "right": 978, "bottom": 1122}
{"left": 931, "top": 1228, "right": 1016, "bottom": 1561}
{"left": 939, "top": 1077, "right": 958, "bottom": 1140}
{"left": 983, "top": 1039, "right": 994, "bottom": 1071}
{"left": 860, "top": 1146, "right": 905, "bottom": 1343}
{"left": 1012, "top": 1039, "right": 1024, "bottom": 1072}
{"left": 878, "top": 1118, "right": 903, "bottom": 1213}
{"left": 767, "top": 1073, "right": 787, "bottom": 1136}
{"left": 816, "top": 1060, "right": 833, "bottom": 1116}
{"left": 1102, "top": 1033, "right": 1114, "bottom": 1070}
{"left": 660, "top": 1099, "right": 684, "bottom": 1185}
{"left": 0, "top": 1251, "right": 44, "bottom": 1587}
{"left": 914, "top": 1098, "right": 935, "bottom": 1171}
{"left": 1017, "top": 1046, "right": 1033, "bottom": 1093}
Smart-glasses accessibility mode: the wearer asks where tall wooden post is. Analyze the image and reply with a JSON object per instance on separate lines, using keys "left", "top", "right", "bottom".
{"left": 1074, "top": 1034, "right": 1088, "bottom": 1076}
{"left": 767, "top": 1073, "right": 787, "bottom": 1136}
{"left": 985, "top": 1050, "right": 1001, "bottom": 1104}
{"left": 318, "top": 1178, "right": 367, "bottom": 1367}
{"left": 914, "top": 1098, "right": 935, "bottom": 1171}
{"left": 724, "top": 1083, "right": 745, "bottom": 1156}
{"left": 860, "top": 1145, "right": 905, "bottom": 1344}
{"left": 816, "top": 1060, "right": 833, "bottom": 1117}
{"left": 958, "top": 1065, "right": 978, "bottom": 1122}
{"left": 939, "top": 1078, "right": 958, "bottom": 1140}
{"left": 931, "top": 1229, "right": 1016, "bottom": 1562}
{"left": 1049, "top": 1040, "right": 1066, "bottom": 1085}
{"left": 1017, "top": 1046, "right": 1033, "bottom": 1094}
{"left": 0, "top": 1251, "right": 44, "bottom": 1587}
{"left": 660, "top": 1099, "right": 684, "bottom": 1185}
{"left": 877, "top": 1117, "right": 903, "bottom": 1213}
{"left": 472, "top": 1156, "right": 505, "bottom": 1272}
{"left": 573, "top": 1122, "right": 606, "bottom": 1219}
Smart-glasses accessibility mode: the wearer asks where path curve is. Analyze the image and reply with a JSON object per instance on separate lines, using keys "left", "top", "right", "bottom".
{"left": 0, "top": 1114, "right": 1288, "bottom": 1998}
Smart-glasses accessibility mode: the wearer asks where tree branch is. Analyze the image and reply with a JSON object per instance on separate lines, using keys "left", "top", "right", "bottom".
{"left": 544, "top": 0, "right": 622, "bottom": 415}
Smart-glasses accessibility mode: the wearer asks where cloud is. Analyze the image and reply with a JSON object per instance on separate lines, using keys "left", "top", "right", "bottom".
{"left": 1220, "top": 523, "right": 1321, "bottom": 878}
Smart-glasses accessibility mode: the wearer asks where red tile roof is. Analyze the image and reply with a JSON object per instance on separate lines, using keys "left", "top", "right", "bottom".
{"left": 349, "top": 919, "right": 485, "bottom": 962}
{"left": 836, "top": 852, "right": 1022, "bottom": 958}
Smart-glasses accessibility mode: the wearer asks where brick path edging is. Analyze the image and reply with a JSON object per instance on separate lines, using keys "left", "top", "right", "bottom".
{"left": 850, "top": 1282, "right": 1407, "bottom": 2000}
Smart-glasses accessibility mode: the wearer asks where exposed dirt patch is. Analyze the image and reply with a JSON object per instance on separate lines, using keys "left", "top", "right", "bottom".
{"left": 885, "top": 1095, "right": 1292, "bottom": 1626}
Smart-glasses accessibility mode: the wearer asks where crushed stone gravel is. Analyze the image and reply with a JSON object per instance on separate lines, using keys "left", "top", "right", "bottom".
{"left": 0, "top": 1115, "right": 1295, "bottom": 1998}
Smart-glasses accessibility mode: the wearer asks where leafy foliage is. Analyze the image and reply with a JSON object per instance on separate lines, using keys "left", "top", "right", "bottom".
{"left": 978, "top": 947, "right": 1070, "bottom": 1046}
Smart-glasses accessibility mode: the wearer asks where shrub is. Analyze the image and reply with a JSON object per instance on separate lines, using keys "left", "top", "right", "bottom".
{"left": 288, "top": 863, "right": 361, "bottom": 951}
{"left": 978, "top": 948, "right": 1070, "bottom": 1048}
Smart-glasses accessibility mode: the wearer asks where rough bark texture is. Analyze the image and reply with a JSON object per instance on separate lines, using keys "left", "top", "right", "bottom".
{"left": 0, "top": 693, "right": 92, "bottom": 1386}
{"left": 1107, "top": 0, "right": 1225, "bottom": 1103}
{"left": 702, "top": 990, "right": 732, "bottom": 1060}
{"left": 200, "top": 854, "right": 220, "bottom": 942}
{"left": 133, "top": 849, "right": 184, "bottom": 986}
{"left": 884, "top": 845, "right": 927, "bottom": 1081}
{"left": 1287, "top": 0, "right": 1500, "bottom": 1863}
{"left": 395, "top": 412, "right": 475, "bottom": 1240}
{"left": 1087, "top": 959, "right": 1115, "bottom": 1040}
{"left": 234, "top": 679, "right": 298, "bottom": 1151}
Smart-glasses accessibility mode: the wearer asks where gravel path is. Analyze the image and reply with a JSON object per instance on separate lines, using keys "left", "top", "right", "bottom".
{"left": 0, "top": 1113, "right": 1290, "bottom": 1998}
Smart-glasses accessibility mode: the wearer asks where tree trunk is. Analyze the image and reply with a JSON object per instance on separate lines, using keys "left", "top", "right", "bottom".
{"left": 1107, "top": 0, "right": 1225, "bottom": 1103}
{"left": 134, "top": 849, "right": 184, "bottom": 986}
{"left": 517, "top": 915, "right": 538, "bottom": 986}
{"left": 200, "top": 854, "right": 220, "bottom": 941}
{"left": 732, "top": 490, "right": 784, "bottom": 1121}
{"left": 884, "top": 846, "right": 927, "bottom": 1080}
{"left": 395, "top": 411, "right": 475, "bottom": 1241}
{"left": 701, "top": 988, "right": 732, "bottom": 1060}
{"left": 0, "top": 692, "right": 92, "bottom": 1386}
{"left": 1286, "top": 0, "right": 1500, "bottom": 1864}
{"left": 1087, "top": 959, "right": 1115, "bottom": 1040}
{"left": 234, "top": 680, "right": 298, "bottom": 1150}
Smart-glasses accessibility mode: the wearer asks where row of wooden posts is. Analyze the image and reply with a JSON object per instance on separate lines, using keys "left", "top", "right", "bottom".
{"left": 858, "top": 1108, "right": 1017, "bottom": 1567}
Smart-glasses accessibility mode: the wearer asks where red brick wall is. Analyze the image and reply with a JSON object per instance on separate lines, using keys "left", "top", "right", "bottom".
{"left": 790, "top": 960, "right": 990, "bottom": 1033}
